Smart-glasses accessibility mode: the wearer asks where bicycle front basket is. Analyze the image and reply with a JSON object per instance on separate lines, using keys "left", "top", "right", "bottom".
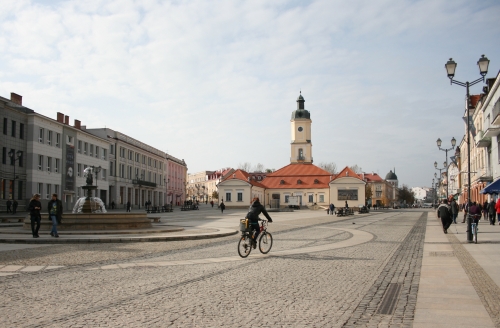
{"left": 239, "top": 218, "right": 252, "bottom": 232}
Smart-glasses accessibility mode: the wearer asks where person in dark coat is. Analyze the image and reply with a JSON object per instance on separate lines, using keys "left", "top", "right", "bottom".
{"left": 111, "top": 201, "right": 115, "bottom": 210}
{"left": 437, "top": 199, "right": 452, "bottom": 234}
{"left": 12, "top": 200, "right": 18, "bottom": 214}
{"left": 329, "top": 203, "right": 334, "bottom": 215}
{"left": 6, "top": 199, "right": 12, "bottom": 213}
{"left": 450, "top": 198, "right": 459, "bottom": 224}
{"left": 47, "top": 193, "right": 63, "bottom": 238}
{"left": 220, "top": 200, "right": 225, "bottom": 213}
{"left": 246, "top": 197, "right": 273, "bottom": 248}
{"left": 488, "top": 199, "right": 496, "bottom": 225}
{"left": 28, "top": 194, "right": 42, "bottom": 238}
{"left": 126, "top": 201, "right": 131, "bottom": 212}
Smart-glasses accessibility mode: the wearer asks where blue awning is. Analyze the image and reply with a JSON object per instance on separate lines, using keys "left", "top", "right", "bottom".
{"left": 480, "top": 179, "right": 500, "bottom": 194}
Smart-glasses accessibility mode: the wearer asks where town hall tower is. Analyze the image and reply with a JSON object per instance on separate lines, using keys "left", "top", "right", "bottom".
{"left": 290, "top": 92, "right": 312, "bottom": 164}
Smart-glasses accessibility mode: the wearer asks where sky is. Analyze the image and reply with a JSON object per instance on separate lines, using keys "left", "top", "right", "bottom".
{"left": 1, "top": 0, "right": 499, "bottom": 188}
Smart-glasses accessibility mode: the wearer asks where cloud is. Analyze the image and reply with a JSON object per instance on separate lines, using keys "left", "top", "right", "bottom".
{"left": 1, "top": 0, "right": 499, "bottom": 187}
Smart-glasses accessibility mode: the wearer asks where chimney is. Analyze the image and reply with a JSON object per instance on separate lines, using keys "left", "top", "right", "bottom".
{"left": 10, "top": 93, "right": 22, "bottom": 105}
{"left": 57, "top": 112, "right": 64, "bottom": 123}
{"left": 64, "top": 115, "right": 69, "bottom": 125}
{"left": 74, "top": 119, "right": 81, "bottom": 129}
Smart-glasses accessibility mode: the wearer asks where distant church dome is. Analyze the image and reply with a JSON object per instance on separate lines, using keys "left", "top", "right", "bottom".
{"left": 385, "top": 170, "right": 398, "bottom": 180}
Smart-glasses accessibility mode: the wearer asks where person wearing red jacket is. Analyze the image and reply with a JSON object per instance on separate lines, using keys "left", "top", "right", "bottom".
{"left": 495, "top": 198, "right": 500, "bottom": 225}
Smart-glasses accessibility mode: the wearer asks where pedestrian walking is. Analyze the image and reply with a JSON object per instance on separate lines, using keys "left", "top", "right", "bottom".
{"left": 47, "top": 193, "right": 62, "bottom": 238}
{"left": 6, "top": 199, "right": 12, "bottom": 213}
{"left": 495, "top": 198, "right": 500, "bottom": 225}
{"left": 126, "top": 201, "right": 131, "bottom": 212}
{"left": 210, "top": 200, "right": 214, "bottom": 208}
{"left": 12, "top": 199, "right": 18, "bottom": 214}
{"left": 462, "top": 202, "right": 469, "bottom": 223}
{"left": 220, "top": 200, "right": 225, "bottom": 213}
{"left": 111, "top": 201, "right": 115, "bottom": 210}
{"left": 450, "top": 198, "right": 459, "bottom": 224}
{"left": 488, "top": 198, "right": 496, "bottom": 225}
{"left": 345, "top": 201, "right": 349, "bottom": 208}
{"left": 28, "top": 194, "right": 42, "bottom": 238}
{"left": 437, "top": 199, "right": 452, "bottom": 234}
{"left": 329, "top": 203, "right": 334, "bottom": 215}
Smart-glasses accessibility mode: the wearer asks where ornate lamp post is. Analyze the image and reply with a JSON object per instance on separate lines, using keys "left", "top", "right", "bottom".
{"left": 445, "top": 55, "right": 490, "bottom": 242}
{"left": 434, "top": 161, "right": 446, "bottom": 200}
{"left": 436, "top": 137, "right": 456, "bottom": 198}
{"left": 8, "top": 150, "right": 22, "bottom": 200}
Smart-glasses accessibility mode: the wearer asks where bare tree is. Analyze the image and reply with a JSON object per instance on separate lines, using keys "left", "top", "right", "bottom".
{"left": 265, "top": 168, "right": 275, "bottom": 173}
{"left": 253, "top": 163, "right": 265, "bottom": 172}
{"left": 238, "top": 162, "right": 252, "bottom": 172}
{"left": 318, "top": 162, "right": 337, "bottom": 174}
{"left": 349, "top": 165, "right": 363, "bottom": 174}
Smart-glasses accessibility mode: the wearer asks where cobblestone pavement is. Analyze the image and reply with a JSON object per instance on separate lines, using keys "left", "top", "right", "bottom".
{"left": 0, "top": 210, "right": 427, "bottom": 327}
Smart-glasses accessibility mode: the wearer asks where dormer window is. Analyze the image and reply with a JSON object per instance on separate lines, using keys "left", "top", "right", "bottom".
{"left": 280, "top": 180, "right": 285, "bottom": 185}
{"left": 297, "top": 179, "right": 302, "bottom": 184}
{"left": 314, "top": 179, "right": 319, "bottom": 184}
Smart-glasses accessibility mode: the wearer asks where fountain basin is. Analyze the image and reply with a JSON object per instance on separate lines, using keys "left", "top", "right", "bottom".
{"left": 23, "top": 213, "right": 152, "bottom": 231}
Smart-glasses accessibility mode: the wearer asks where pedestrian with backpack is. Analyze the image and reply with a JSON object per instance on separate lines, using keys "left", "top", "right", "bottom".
{"left": 450, "top": 198, "right": 459, "bottom": 224}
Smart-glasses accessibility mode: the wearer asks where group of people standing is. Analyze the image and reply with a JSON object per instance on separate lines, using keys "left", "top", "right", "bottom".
{"left": 437, "top": 196, "right": 500, "bottom": 234}
{"left": 27, "top": 193, "right": 63, "bottom": 238}
{"left": 5, "top": 199, "right": 19, "bottom": 214}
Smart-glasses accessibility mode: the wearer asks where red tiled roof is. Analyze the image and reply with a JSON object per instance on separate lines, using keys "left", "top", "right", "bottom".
{"left": 363, "top": 173, "right": 383, "bottom": 182}
{"left": 332, "top": 166, "right": 364, "bottom": 181}
{"left": 262, "top": 164, "right": 332, "bottom": 189}
{"left": 221, "top": 169, "right": 266, "bottom": 188}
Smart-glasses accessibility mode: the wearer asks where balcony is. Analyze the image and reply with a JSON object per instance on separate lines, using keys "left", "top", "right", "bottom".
{"left": 474, "top": 130, "right": 491, "bottom": 148}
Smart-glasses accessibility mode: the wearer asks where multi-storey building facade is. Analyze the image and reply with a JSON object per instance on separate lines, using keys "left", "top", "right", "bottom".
{"left": 166, "top": 154, "right": 187, "bottom": 206}
{"left": 363, "top": 172, "right": 396, "bottom": 207}
{"left": 1, "top": 93, "right": 110, "bottom": 211}
{"left": 84, "top": 128, "right": 168, "bottom": 209}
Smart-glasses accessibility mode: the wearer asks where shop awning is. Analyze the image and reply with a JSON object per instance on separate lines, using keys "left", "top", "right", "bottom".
{"left": 480, "top": 179, "right": 500, "bottom": 194}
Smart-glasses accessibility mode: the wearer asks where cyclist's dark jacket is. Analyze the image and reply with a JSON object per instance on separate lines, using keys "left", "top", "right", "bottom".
{"left": 246, "top": 201, "right": 272, "bottom": 223}
{"left": 437, "top": 203, "right": 451, "bottom": 219}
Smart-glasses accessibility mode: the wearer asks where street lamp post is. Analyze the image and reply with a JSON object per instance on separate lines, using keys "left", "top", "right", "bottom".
{"left": 445, "top": 54, "right": 490, "bottom": 242}
{"left": 434, "top": 161, "right": 446, "bottom": 200}
{"left": 432, "top": 178, "right": 436, "bottom": 205}
{"left": 8, "top": 150, "right": 22, "bottom": 200}
{"left": 436, "top": 137, "right": 456, "bottom": 198}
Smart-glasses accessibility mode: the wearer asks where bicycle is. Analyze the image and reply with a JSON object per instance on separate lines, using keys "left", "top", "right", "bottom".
{"left": 238, "top": 219, "right": 273, "bottom": 258}
{"left": 468, "top": 214, "right": 480, "bottom": 244}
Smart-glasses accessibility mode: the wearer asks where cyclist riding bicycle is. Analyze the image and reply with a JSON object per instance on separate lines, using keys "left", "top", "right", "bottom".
{"left": 246, "top": 197, "right": 273, "bottom": 248}
{"left": 469, "top": 201, "right": 481, "bottom": 225}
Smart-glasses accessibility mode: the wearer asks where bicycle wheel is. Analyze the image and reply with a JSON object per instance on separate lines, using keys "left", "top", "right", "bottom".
{"left": 259, "top": 232, "right": 273, "bottom": 254}
{"left": 238, "top": 235, "right": 252, "bottom": 258}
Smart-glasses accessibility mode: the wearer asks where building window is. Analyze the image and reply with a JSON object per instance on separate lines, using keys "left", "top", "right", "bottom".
{"left": 89, "top": 144, "right": 93, "bottom": 157}
{"left": 38, "top": 155, "right": 43, "bottom": 170}
{"left": 120, "top": 147, "right": 125, "bottom": 158}
{"left": 46, "top": 184, "right": 51, "bottom": 199}
{"left": 102, "top": 149, "right": 107, "bottom": 160}
{"left": 308, "top": 194, "right": 313, "bottom": 203}
{"left": 20, "top": 123, "right": 24, "bottom": 139}
{"left": 319, "top": 195, "right": 324, "bottom": 202}
{"left": 84, "top": 142, "right": 88, "bottom": 155}
{"left": 3, "top": 118, "right": 7, "bottom": 135}
{"left": 142, "top": 155, "right": 146, "bottom": 164}
{"left": 128, "top": 151, "right": 133, "bottom": 160}
{"left": 11, "top": 121, "right": 16, "bottom": 137}
{"left": 148, "top": 157, "right": 152, "bottom": 166}
{"left": 55, "top": 185, "right": 59, "bottom": 195}
{"left": 47, "top": 157, "right": 52, "bottom": 172}
{"left": 120, "top": 164, "right": 125, "bottom": 178}
{"left": 128, "top": 166, "right": 132, "bottom": 179}
{"left": 47, "top": 130, "right": 52, "bottom": 145}
{"left": 2, "top": 147, "right": 6, "bottom": 164}
{"left": 39, "top": 128, "right": 44, "bottom": 143}
{"left": 17, "top": 151, "right": 23, "bottom": 167}
{"left": 77, "top": 163, "right": 82, "bottom": 177}
{"left": 135, "top": 153, "right": 140, "bottom": 162}
{"left": 110, "top": 144, "right": 114, "bottom": 155}
{"left": 237, "top": 192, "right": 243, "bottom": 202}
{"left": 38, "top": 183, "right": 43, "bottom": 194}
{"left": 78, "top": 140, "right": 82, "bottom": 153}
{"left": 110, "top": 162, "right": 114, "bottom": 176}
{"left": 95, "top": 146, "right": 99, "bottom": 158}
{"left": 102, "top": 169, "right": 106, "bottom": 180}
{"left": 55, "top": 158, "right": 60, "bottom": 173}
{"left": 226, "top": 192, "right": 231, "bottom": 202}
{"left": 154, "top": 160, "right": 157, "bottom": 168}
{"left": 148, "top": 171, "right": 151, "bottom": 181}
{"left": 55, "top": 133, "right": 60, "bottom": 147}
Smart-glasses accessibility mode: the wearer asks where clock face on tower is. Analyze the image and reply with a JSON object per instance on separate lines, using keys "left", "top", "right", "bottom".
{"left": 298, "top": 127, "right": 303, "bottom": 132}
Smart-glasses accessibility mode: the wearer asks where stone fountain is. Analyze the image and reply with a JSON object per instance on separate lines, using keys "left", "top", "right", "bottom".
{"left": 24, "top": 166, "right": 152, "bottom": 231}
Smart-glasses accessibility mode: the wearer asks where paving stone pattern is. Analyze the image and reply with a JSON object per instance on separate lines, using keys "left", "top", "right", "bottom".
{"left": 342, "top": 212, "right": 427, "bottom": 327}
{"left": 448, "top": 233, "right": 500, "bottom": 327}
{"left": 0, "top": 211, "right": 424, "bottom": 327}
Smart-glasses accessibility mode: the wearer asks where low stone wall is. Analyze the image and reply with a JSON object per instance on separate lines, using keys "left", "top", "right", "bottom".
{"left": 23, "top": 213, "right": 152, "bottom": 231}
